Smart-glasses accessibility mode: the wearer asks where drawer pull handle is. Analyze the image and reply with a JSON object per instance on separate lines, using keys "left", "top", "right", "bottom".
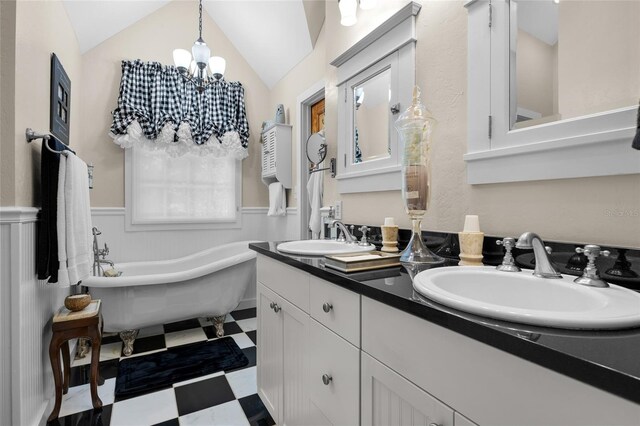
{"left": 428, "top": 423, "right": 441, "bottom": 426}
{"left": 269, "top": 302, "right": 275, "bottom": 309}
{"left": 322, "top": 374, "right": 333, "bottom": 385}
{"left": 272, "top": 303, "right": 281, "bottom": 313}
{"left": 322, "top": 302, "right": 333, "bottom": 313}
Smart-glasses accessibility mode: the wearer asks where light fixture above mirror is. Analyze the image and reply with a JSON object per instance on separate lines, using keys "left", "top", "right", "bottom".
{"left": 339, "top": 0, "right": 381, "bottom": 27}
{"left": 173, "top": 0, "right": 226, "bottom": 92}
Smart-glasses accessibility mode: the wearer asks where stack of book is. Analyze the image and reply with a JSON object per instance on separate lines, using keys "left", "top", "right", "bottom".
{"left": 324, "top": 251, "right": 401, "bottom": 273}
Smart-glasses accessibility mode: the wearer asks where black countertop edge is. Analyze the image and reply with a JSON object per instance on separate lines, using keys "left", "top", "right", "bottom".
{"left": 249, "top": 242, "right": 640, "bottom": 405}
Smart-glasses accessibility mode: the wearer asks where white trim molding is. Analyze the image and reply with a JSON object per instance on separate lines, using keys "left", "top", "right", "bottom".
{"left": 296, "top": 79, "right": 326, "bottom": 240}
{"left": 464, "top": 0, "right": 640, "bottom": 184}
{"left": 0, "top": 207, "right": 39, "bottom": 223}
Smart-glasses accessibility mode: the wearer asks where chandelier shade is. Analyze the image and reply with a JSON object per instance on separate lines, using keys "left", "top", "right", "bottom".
{"left": 173, "top": 49, "right": 191, "bottom": 70}
{"left": 209, "top": 56, "right": 226, "bottom": 79}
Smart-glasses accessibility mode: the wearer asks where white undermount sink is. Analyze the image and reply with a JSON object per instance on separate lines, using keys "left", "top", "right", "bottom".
{"left": 413, "top": 266, "right": 640, "bottom": 330}
{"left": 277, "top": 240, "right": 376, "bottom": 256}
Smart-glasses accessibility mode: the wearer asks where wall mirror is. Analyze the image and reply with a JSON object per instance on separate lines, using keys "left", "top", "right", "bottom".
{"left": 353, "top": 68, "right": 392, "bottom": 164}
{"left": 510, "top": 0, "right": 638, "bottom": 130}
{"left": 464, "top": 0, "right": 639, "bottom": 184}
{"left": 306, "top": 132, "right": 326, "bottom": 166}
{"left": 332, "top": 2, "right": 421, "bottom": 193}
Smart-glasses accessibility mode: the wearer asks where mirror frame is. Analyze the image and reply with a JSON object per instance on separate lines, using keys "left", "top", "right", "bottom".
{"left": 332, "top": 2, "right": 421, "bottom": 194}
{"left": 464, "top": 0, "right": 639, "bottom": 184}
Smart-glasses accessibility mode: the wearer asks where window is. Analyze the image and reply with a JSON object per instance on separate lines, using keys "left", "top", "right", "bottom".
{"left": 125, "top": 146, "right": 241, "bottom": 231}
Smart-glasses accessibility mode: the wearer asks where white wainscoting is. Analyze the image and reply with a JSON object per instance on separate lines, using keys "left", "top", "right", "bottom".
{"left": 90, "top": 207, "right": 299, "bottom": 310}
{"left": 0, "top": 208, "right": 70, "bottom": 426}
{"left": 90, "top": 207, "right": 299, "bottom": 262}
{"left": 0, "top": 206, "right": 298, "bottom": 426}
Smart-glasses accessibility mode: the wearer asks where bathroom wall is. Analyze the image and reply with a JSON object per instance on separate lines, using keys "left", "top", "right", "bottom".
{"left": 77, "top": 0, "right": 271, "bottom": 208}
{"left": 270, "top": 26, "right": 327, "bottom": 208}
{"left": 0, "top": 0, "right": 82, "bottom": 208}
{"left": 275, "top": 0, "right": 640, "bottom": 248}
{"left": 0, "top": 0, "right": 16, "bottom": 207}
{"left": 0, "top": 1, "right": 79, "bottom": 425}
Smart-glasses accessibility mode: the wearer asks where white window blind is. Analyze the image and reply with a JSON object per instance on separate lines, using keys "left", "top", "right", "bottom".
{"left": 131, "top": 146, "right": 238, "bottom": 224}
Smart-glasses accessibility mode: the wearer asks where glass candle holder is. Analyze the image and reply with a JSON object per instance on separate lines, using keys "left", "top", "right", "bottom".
{"left": 394, "top": 87, "right": 444, "bottom": 275}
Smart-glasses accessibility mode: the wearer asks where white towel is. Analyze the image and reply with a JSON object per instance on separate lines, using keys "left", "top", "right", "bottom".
{"left": 267, "top": 182, "right": 286, "bottom": 217}
{"left": 307, "top": 168, "right": 323, "bottom": 239}
{"left": 56, "top": 155, "right": 70, "bottom": 286}
{"left": 56, "top": 153, "right": 93, "bottom": 286}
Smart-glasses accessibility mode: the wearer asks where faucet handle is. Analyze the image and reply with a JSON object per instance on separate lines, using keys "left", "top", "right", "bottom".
{"left": 496, "top": 237, "right": 516, "bottom": 249}
{"left": 358, "top": 226, "right": 370, "bottom": 246}
{"left": 574, "top": 245, "right": 610, "bottom": 288}
{"left": 575, "top": 245, "right": 610, "bottom": 259}
{"left": 349, "top": 225, "right": 355, "bottom": 235}
{"left": 100, "top": 243, "right": 109, "bottom": 258}
{"left": 496, "top": 238, "right": 520, "bottom": 272}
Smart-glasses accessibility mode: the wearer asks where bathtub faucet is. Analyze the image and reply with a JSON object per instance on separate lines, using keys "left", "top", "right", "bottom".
{"left": 92, "top": 227, "right": 113, "bottom": 276}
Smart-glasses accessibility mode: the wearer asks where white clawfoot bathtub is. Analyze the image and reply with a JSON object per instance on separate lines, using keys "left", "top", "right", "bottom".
{"left": 83, "top": 241, "right": 257, "bottom": 355}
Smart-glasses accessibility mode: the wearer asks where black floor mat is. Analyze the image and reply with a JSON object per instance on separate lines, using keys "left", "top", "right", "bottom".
{"left": 114, "top": 337, "right": 248, "bottom": 398}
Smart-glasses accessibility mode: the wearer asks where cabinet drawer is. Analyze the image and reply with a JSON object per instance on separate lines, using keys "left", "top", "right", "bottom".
{"left": 308, "top": 319, "right": 360, "bottom": 426}
{"left": 309, "top": 276, "right": 360, "bottom": 347}
{"left": 257, "top": 255, "right": 309, "bottom": 313}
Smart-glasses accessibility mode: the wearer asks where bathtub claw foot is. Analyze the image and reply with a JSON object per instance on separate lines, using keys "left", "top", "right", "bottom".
{"left": 209, "top": 315, "right": 226, "bottom": 338}
{"left": 119, "top": 329, "right": 139, "bottom": 356}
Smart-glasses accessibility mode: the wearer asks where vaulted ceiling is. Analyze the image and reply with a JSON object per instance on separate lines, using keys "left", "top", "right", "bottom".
{"left": 61, "top": 0, "right": 325, "bottom": 88}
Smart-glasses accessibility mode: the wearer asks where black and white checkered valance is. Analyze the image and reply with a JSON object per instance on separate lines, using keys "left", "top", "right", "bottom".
{"left": 109, "top": 60, "right": 249, "bottom": 159}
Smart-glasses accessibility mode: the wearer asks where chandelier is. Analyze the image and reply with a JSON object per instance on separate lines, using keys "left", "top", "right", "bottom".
{"left": 173, "top": 0, "right": 226, "bottom": 92}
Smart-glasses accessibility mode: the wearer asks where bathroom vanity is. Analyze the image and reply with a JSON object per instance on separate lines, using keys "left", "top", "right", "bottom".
{"left": 250, "top": 242, "right": 640, "bottom": 426}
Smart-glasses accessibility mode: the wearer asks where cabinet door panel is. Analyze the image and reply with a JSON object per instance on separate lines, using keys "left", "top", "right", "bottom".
{"left": 361, "top": 352, "right": 454, "bottom": 426}
{"left": 282, "top": 298, "right": 309, "bottom": 426}
{"left": 309, "top": 319, "right": 360, "bottom": 426}
{"left": 257, "top": 283, "right": 283, "bottom": 424}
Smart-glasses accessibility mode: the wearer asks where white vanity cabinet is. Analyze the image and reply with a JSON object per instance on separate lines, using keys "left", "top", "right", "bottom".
{"left": 362, "top": 296, "right": 639, "bottom": 426}
{"left": 257, "top": 253, "right": 638, "bottom": 425}
{"left": 256, "top": 255, "right": 361, "bottom": 426}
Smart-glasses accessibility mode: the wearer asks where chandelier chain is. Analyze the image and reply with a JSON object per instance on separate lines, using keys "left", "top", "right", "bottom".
{"left": 198, "top": 0, "right": 203, "bottom": 39}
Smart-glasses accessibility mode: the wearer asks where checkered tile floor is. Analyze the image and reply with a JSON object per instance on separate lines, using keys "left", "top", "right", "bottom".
{"left": 49, "top": 308, "right": 274, "bottom": 426}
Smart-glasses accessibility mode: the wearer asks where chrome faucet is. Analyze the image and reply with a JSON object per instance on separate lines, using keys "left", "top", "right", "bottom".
{"left": 92, "top": 227, "right": 113, "bottom": 276}
{"left": 329, "top": 220, "right": 356, "bottom": 244}
{"left": 515, "top": 232, "right": 562, "bottom": 279}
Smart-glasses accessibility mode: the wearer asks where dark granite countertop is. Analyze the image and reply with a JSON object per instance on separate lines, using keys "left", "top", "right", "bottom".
{"left": 249, "top": 241, "right": 640, "bottom": 405}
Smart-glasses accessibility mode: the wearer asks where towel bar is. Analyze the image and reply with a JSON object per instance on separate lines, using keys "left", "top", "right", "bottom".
{"left": 26, "top": 128, "right": 70, "bottom": 155}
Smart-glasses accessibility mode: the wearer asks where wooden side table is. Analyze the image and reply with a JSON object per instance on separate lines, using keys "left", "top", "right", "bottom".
{"left": 48, "top": 299, "right": 103, "bottom": 422}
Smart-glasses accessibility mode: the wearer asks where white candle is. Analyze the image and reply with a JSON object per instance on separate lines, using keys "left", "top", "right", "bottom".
{"left": 463, "top": 215, "right": 481, "bottom": 233}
